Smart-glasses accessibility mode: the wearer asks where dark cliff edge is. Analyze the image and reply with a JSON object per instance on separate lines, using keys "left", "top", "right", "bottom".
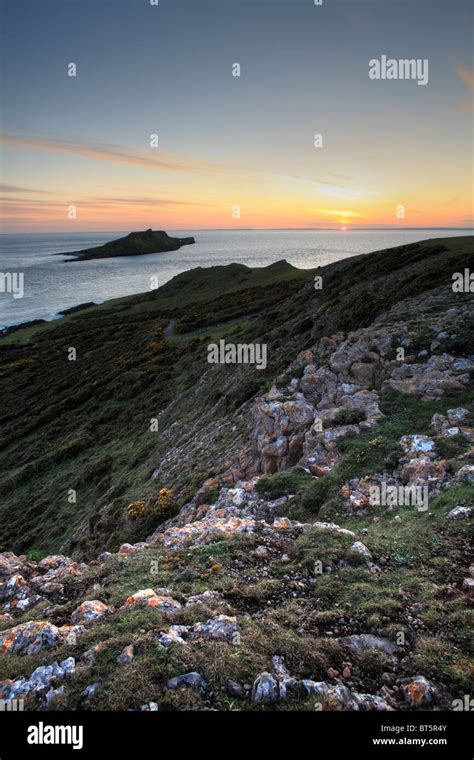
{"left": 59, "top": 228, "right": 196, "bottom": 261}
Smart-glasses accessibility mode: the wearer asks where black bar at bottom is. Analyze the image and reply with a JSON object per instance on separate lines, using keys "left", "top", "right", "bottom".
{"left": 0, "top": 710, "right": 471, "bottom": 758}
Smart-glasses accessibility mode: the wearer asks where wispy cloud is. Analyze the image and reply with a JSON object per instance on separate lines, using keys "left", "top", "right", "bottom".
{"left": 0, "top": 183, "right": 51, "bottom": 193}
{"left": 455, "top": 66, "right": 474, "bottom": 112}
{"left": 0, "top": 134, "right": 235, "bottom": 174}
{"left": 276, "top": 174, "right": 376, "bottom": 200}
{"left": 0, "top": 195, "right": 217, "bottom": 216}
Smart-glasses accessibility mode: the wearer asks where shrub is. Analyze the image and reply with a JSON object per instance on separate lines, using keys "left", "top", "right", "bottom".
{"left": 127, "top": 489, "right": 177, "bottom": 524}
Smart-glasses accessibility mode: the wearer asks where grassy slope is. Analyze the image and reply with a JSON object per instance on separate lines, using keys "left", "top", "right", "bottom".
{"left": 0, "top": 237, "right": 472, "bottom": 558}
{"left": 0, "top": 237, "right": 473, "bottom": 710}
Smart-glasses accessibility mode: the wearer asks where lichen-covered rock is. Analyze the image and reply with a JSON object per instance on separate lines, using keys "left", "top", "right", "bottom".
{"left": 117, "top": 644, "right": 134, "bottom": 664}
{"left": 0, "top": 620, "right": 83, "bottom": 655}
{"left": 0, "top": 621, "right": 63, "bottom": 655}
{"left": 0, "top": 553, "right": 29, "bottom": 580}
{"left": 190, "top": 615, "right": 239, "bottom": 644}
{"left": 402, "top": 676, "right": 437, "bottom": 707}
{"left": 161, "top": 515, "right": 255, "bottom": 552}
{"left": 158, "top": 626, "right": 189, "bottom": 648}
{"left": 71, "top": 600, "right": 110, "bottom": 624}
{"left": 0, "top": 574, "right": 39, "bottom": 613}
{"left": 36, "top": 555, "right": 87, "bottom": 581}
{"left": 399, "top": 435, "right": 436, "bottom": 456}
{"left": 121, "top": 589, "right": 181, "bottom": 612}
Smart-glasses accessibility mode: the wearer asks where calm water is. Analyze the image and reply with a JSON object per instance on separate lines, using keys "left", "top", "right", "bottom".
{"left": 0, "top": 229, "right": 471, "bottom": 330}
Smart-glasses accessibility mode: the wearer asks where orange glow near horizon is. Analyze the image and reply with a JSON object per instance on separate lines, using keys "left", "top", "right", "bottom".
{"left": 1, "top": 128, "right": 473, "bottom": 233}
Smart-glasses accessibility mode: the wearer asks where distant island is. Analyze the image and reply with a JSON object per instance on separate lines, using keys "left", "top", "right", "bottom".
{"left": 60, "top": 229, "right": 195, "bottom": 261}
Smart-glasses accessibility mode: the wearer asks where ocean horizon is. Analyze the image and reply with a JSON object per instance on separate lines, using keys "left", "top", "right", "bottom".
{"left": 0, "top": 228, "right": 472, "bottom": 330}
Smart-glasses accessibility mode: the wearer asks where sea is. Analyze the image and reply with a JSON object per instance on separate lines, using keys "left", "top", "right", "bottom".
{"left": 0, "top": 229, "right": 471, "bottom": 330}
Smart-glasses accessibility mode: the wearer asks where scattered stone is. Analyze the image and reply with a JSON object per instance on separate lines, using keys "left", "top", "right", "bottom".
{"left": 167, "top": 672, "right": 207, "bottom": 691}
{"left": 71, "top": 600, "right": 110, "bottom": 624}
{"left": 0, "top": 621, "right": 81, "bottom": 655}
{"left": 350, "top": 541, "right": 372, "bottom": 561}
{"left": 190, "top": 615, "right": 239, "bottom": 644}
{"left": 339, "top": 634, "right": 400, "bottom": 657}
{"left": 227, "top": 680, "right": 245, "bottom": 698}
{"left": 121, "top": 589, "right": 181, "bottom": 612}
{"left": 185, "top": 590, "right": 223, "bottom": 607}
{"left": 402, "top": 676, "right": 437, "bottom": 707}
{"left": 251, "top": 672, "right": 280, "bottom": 703}
{"left": 0, "top": 657, "right": 75, "bottom": 704}
{"left": 117, "top": 644, "right": 135, "bottom": 664}
{"left": 446, "top": 506, "right": 472, "bottom": 520}
{"left": 82, "top": 682, "right": 101, "bottom": 700}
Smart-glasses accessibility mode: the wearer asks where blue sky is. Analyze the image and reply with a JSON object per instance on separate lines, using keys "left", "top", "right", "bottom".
{"left": 1, "top": 0, "right": 473, "bottom": 230}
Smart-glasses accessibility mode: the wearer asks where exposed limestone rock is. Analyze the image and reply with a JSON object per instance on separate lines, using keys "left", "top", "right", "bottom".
{"left": 121, "top": 589, "right": 181, "bottom": 612}
{"left": 339, "top": 634, "right": 400, "bottom": 657}
{"left": 159, "top": 516, "right": 255, "bottom": 552}
{"left": 446, "top": 506, "right": 472, "bottom": 520}
{"left": 350, "top": 541, "right": 373, "bottom": 561}
{"left": 0, "top": 657, "right": 75, "bottom": 705}
{"left": 71, "top": 600, "right": 111, "bottom": 624}
{"left": 251, "top": 672, "right": 280, "bottom": 703}
{"left": 385, "top": 354, "right": 473, "bottom": 401}
{"left": 158, "top": 615, "right": 239, "bottom": 648}
{"left": 0, "top": 621, "right": 83, "bottom": 655}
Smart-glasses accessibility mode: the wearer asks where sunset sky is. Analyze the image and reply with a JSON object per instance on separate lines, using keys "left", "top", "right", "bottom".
{"left": 1, "top": 0, "right": 473, "bottom": 232}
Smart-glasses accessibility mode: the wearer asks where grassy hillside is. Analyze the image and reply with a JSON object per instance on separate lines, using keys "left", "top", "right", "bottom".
{"left": 0, "top": 236, "right": 472, "bottom": 558}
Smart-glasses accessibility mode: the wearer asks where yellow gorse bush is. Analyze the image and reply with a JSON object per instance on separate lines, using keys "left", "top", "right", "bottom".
{"left": 127, "top": 489, "right": 175, "bottom": 521}
{"left": 127, "top": 500, "right": 147, "bottom": 519}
